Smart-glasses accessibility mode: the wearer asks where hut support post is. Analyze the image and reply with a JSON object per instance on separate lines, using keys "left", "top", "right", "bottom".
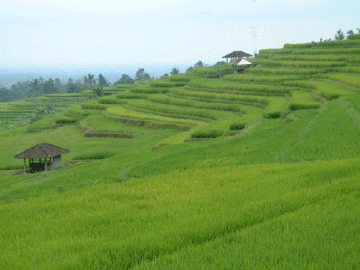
{"left": 45, "top": 158, "right": 47, "bottom": 172}
{"left": 24, "top": 159, "right": 26, "bottom": 173}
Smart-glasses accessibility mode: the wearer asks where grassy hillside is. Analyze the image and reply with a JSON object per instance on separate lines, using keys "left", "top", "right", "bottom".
{"left": 1, "top": 36, "right": 360, "bottom": 269}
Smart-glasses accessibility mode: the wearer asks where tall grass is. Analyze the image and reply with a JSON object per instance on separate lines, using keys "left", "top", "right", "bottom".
{"left": 187, "top": 79, "right": 293, "bottom": 94}
{"left": 283, "top": 100, "right": 360, "bottom": 161}
{"left": 332, "top": 67, "right": 360, "bottom": 74}
{"left": 169, "top": 87, "right": 270, "bottom": 106}
{"left": 2, "top": 36, "right": 360, "bottom": 269}
{"left": 348, "top": 34, "right": 360, "bottom": 40}
{"left": 130, "top": 86, "right": 170, "bottom": 94}
{"left": 253, "top": 59, "right": 346, "bottom": 68}
{"left": 81, "top": 101, "right": 110, "bottom": 110}
{"left": 222, "top": 74, "right": 301, "bottom": 83}
{"left": 288, "top": 90, "right": 321, "bottom": 110}
{"left": 168, "top": 74, "right": 195, "bottom": 82}
{"left": 189, "top": 67, "right": 221, "bottom": 78}
{"left": 124, "top": 99, "right": 218, "bottom": 120}
{"left": 72, "top": 151, "right": 115, "bottom": 160}
{"left": 325, "top": 73, "right": 360, "bottom": 88}
{"left": 150, "top": 80, "right": 187, "bottom": 87}
{"left": 2, "top": 158, "right": 360, "bottom": 269}
{"left": 246, "top": 67, "right": 328, "bottom": 75}
{"left": 263, "top": 97, "right": 288, "bottom": 118}
{"left": 284, "top": 39, "right": 360, "bottom": 48}
{"left": 272, "top": 54, "right": 349, "bottom": 61}
{"left": 258, "top": 48, "right": 294, "bottom": 55}
{"left": 292, "top": 47, "right": 360, "bottom": 55}
{"left": 147, "top": 94, "right": 245, "bottom": 113}
{"left": 106, "top": 106, "right": 201, "bottom": 125}
{"left": 115, "top": 92, "right": 148, "bottom": 99}
{"left": 283, "top": 80, "right": 353, "bottom": 100}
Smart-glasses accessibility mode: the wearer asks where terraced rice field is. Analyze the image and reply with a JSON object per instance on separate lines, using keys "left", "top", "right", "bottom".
{"left": 1, "top": 34, "right": 360, "bottom": 269}
{"left": 57, "top": 38, "right": 359, "bottom": 145}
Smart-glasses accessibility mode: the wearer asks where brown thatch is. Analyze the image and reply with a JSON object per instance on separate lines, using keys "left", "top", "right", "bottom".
{"left": 222, "top": 51, "right": 253, "bottom": 59}
{"left": 14, "top": 143, "right": 70, "bottom": 159}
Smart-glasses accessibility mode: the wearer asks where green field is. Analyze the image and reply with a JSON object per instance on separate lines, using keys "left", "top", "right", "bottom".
{"left": 1, "top": 37, "right": 360, "bottom": 269}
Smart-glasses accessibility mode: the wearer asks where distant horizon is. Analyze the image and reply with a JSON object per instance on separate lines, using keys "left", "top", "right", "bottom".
{"left": 0, "top": 63, "right": 204, "bottom": 87}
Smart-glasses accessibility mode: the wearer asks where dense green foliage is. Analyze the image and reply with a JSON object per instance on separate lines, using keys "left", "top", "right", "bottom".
{"left": 1, "top": 37, "right": 360, "bottom": 269}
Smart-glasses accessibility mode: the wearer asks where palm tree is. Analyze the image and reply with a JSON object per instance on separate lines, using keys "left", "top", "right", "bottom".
{"left": 170, "top": 68, "right": 180, "bottom": 75}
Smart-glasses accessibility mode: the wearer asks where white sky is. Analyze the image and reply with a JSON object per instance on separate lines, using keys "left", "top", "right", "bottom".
{"left": 1, "top": 0, "right": 359, "bottom": 67}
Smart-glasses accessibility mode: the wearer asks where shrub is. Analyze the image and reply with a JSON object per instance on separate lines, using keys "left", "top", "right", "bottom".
{"left": 97, "top": 98, "right": 125, "bottom": 104}
{"left": 130, "top": 86, "right": 169, "bottom": 94}
{"left": 0, "top": 164, "right": 24, "bottom": 170}
{"left": 264, "top": 111, "right": 282, "bottom": 119}
{"left": 229, "top": 123, "right": 246, "bottom": 130}
{"left": 55, "top": 116, "right": 78, "bottom": 124}
{"left": 92, "top": 87, "right": 104, "bottom": 97}
{"left": 288, "top": 103, "right": 320, "bottom": 110}
{"left": 191, "top": 129, "right": 223, "bottom": 138}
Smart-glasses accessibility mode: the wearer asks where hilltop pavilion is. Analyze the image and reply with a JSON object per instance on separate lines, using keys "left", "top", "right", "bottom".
{"left": 222, "top": 51, "right": 253, "bottom": 63}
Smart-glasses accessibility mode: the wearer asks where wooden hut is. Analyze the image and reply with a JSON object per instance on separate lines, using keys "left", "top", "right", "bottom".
{"left": 14, "top": 143, "right": 70, "bottom": 173}
{"left": 222, "top": 51, "right": 253, "bottom": 63}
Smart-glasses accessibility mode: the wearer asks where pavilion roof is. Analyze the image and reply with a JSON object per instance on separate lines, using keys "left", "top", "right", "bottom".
{"left": 231, "top": 58, "right": 252, "bottom": 66}
{"left": 222, "top": 51, "right": 253, "bottom": 59}
{"left": 14, "top": 143, "right": 70, "bottom": 159}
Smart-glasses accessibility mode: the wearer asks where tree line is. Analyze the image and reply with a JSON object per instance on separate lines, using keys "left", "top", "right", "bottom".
{"left": 0, "top": 74, "right": 105, "bottom": 102}
{"left": 0, "top": 68, "right": 152, "bottom": 102}
{"left": 1, "top": 63, "right": 207, "bottom": 102}
{"left": 334, "top": 28, "right": 360, "bottom": 41}
{"left": 160, "top": 61, "right": 206, "bottom": 79}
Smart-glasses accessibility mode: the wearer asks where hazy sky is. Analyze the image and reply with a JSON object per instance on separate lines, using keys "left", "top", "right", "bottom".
{"left": 1, "top": 0, "right": 359, "bottom": 68}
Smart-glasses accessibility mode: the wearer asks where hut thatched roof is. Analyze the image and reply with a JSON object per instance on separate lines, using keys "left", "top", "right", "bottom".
{"left": 14, "top": 143, "right": 70, "bottom": 159}
{"left": 222, "top": 51, "right": 253, "bottom": 59}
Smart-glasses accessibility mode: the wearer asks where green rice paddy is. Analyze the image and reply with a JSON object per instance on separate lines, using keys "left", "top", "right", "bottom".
{"left": 1, "top": 37, "right": 360, "bottom": 269}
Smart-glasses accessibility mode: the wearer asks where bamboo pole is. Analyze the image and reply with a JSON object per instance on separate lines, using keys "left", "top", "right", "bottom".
{"left": 24, "top": 159, "right": 26, "bottom": 173}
